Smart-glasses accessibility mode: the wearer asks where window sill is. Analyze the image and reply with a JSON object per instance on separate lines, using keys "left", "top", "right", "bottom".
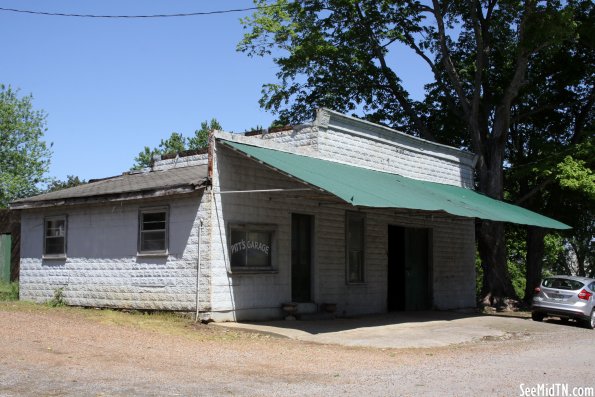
{"left": 229, "top": 268, "right": 278, "bottom": 275}
{"left": 42, "top": 255, "right": 67, "bottom": 260}
{"left": 137, "top": 252, "right": 169, "bottom": 258}
{"left": 346, "top": 281, "right": 367, "bottom": 286}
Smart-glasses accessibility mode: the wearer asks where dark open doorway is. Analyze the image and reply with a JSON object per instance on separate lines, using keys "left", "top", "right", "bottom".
{"left": 387, "top": 225, "right": 432, "bottom": 311}
{"left": 291, "top": 213, "right": 313, "bottom": 302}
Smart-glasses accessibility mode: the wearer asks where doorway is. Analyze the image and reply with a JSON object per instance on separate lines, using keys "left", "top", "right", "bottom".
{"left": 387, "top": 225, "right": 432, "bottom": 311}
{"left": 291, "top": 214, "right": 313, "bottom": 302}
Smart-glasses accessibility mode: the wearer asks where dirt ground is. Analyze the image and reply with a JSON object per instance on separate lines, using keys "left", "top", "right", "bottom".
{"left": 1, "top": 302, "right": 594, "bottom": 396}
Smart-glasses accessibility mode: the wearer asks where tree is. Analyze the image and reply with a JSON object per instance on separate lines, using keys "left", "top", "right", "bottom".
{"left": 132, "top": 119, "right": 222, "bottom": 170}
{"left": 0, "top": 84, "right": 52, "bottom": 207}
{"left": 188, "top": 119, "right": 222, "bottom": 150}
{"left": 239, "top": 0, "right": 591, "bottom": 305}
{"left": 502, "top": 1, "right": 594, "bottom": 301}
{"left": 45, "top": 175, "right": 87, "bottom": 193}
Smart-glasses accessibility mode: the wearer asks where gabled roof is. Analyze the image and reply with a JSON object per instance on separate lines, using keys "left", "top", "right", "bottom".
{"left": 10, "top": 164, "right": 208, "bottom": 210}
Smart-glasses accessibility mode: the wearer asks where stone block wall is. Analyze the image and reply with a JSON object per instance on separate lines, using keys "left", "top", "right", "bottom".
{"left": 19, "top": 193, "right": 208, "bottom": 311}
{"left": 207, "top": 143, "right": 476, "bottom": 321}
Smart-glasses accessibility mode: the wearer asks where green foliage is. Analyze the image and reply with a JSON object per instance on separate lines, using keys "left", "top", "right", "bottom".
{"left": 555, "top": 156, "right": 595, "bottom": 199}
{"left": 0, "top": 281, "right": 19, "bottom": 301}
{"left": 132, "top": 119, "right": 221, "bottom": 170}
{"left": 475, "top": 252, "right": 483, "bottom": 300}
{"left": 45, "top": 175, "right": 87, "bottom": 193}
{"left": 47, "top": 287, "right": 65, "bottom": 307}
{"left": 506, "top": 227, "right": 527, "bottom": 300}
{"left": 241, "top": 0, "right": 594, "bottom": 302}
{"left": 507, "top": 260, "right": 526, "bottom": 302}
{"left": 188, "top": 119, "right": 222, "bottom": 150}
{"left": 159, "top": 132, "right": 187, "bottom": 154}
{"left": 0, "top": 84, "right": 52, "bottom": 207}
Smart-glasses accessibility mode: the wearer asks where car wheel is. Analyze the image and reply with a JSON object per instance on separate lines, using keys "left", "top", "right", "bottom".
{"left": 531, "top": 312, "right": 545, "bottom": 322}
{"left": 585, "top": 309, "right": 595, "bottom": 330}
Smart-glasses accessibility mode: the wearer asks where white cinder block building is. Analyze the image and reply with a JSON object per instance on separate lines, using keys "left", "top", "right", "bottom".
{"left": 11, "top": 109, "right": 569, "bottom": 321}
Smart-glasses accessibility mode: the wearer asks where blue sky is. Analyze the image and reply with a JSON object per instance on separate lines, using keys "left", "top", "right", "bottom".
{"left": 1, "top": 1, "right": 431, "bottom": 182}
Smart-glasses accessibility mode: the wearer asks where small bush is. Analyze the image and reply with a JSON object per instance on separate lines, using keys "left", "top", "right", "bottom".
{"left": 0, "top": 281, "right": 19, "bottom": 301}
{"left": 47, "top": 287, "right": 65, "bottom": 307}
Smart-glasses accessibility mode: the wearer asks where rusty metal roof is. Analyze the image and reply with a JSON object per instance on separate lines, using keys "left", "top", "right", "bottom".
{"left": 10, "top": 164, "right": 208, "bottom": 209}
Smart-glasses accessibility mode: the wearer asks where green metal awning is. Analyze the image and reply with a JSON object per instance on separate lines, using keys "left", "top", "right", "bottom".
{"left": 220, "top": 140, "right": 570, "bottom": 230}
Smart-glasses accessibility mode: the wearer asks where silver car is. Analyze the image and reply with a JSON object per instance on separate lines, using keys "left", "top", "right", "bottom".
{"left": 532, "top": 275, "right": 595, "bottom": 329}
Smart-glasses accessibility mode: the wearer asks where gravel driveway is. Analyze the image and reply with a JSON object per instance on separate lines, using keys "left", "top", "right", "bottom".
{"left": 1, "top": 302, "right": 594, "bottom": 396}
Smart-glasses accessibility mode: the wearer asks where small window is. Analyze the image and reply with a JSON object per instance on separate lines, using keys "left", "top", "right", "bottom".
{"left": 44, "top": 216, "right": 66, "bottom": 257}
{"left": 346, "top": 211, "right": 365, "bottom": 283}
{"left": 139, "top": 208, "right": 168, "bottom": 255}
{"left": 230, "top": 225, "right": 273, "bottom": 269}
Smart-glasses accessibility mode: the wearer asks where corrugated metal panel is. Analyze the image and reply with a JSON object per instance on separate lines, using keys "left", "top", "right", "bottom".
{"left": 220, "top": 140, "right": 570, "bottom": 230}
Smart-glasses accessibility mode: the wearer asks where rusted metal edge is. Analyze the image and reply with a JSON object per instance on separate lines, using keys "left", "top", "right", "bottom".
{"left": 10, "top": 185, "right": 206, "bottom": 210}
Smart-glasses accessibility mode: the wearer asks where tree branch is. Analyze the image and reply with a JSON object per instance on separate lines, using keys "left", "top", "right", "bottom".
{"left": 401, "top": 33, "right": 465, "bottom": 120}
{"left": 572, "top": 83, "right": 595, "bottom": 144}
{"left": 515, "top": 176, "right": 555, "bottom": 205}
{"left": 430, "top": 0, "right": 471, "bottom": 116}
{"left": 469, "top": 0, "right": 488, "bottom": 154}
{"left": 353, "top": 2, "right": 436, "bottom": 141}
{"left": 494, "top": 1, "right": 536, "bottom": 144}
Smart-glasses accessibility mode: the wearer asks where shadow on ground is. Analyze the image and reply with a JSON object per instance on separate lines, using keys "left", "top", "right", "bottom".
{"left": 214, "top": 310, "right": 559, "bottom": 349}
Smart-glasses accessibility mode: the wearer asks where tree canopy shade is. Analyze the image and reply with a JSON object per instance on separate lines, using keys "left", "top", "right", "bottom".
{"left": 0, "top": 85, "right": 52, "bottom": 207}
{"left": 239, "top": 0, "right": 594, "bottom": 303}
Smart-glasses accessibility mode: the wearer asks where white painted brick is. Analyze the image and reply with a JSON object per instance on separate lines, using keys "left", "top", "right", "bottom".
{"left": 19, "top": 194, "right": 207, "bottom": 311}
{"left": 206, "top": 143, "right": 476, "bottom": 319}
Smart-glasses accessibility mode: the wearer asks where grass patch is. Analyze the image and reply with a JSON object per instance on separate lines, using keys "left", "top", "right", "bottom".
{"left": 0, "top": 300, "right": 270, "bottom": 342}
{"left": 0, "top": 281, "right": 19, "bottom": 301}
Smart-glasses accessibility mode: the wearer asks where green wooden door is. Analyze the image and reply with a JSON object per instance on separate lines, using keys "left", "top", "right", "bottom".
{"left": 0, "top": 234, "right": 11, "bottom": 283}
{"left": 404, "top": 228, "right": 430, "bottom": 311}
{"left": 387, "top": 226, "right": 431, "bottom": 311}
{"left": 291, "top": 214, "right": 313, "bottom": 302}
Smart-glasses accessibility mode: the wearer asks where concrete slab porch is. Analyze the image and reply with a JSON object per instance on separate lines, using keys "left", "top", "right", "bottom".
{"left": 214, "top": 311, "right": 561, "bottom": 349}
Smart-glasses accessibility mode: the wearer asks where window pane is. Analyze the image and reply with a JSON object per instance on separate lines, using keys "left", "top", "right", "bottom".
{"left": 46, "top": 220, "right": 65, "bottom": 237}
{"left": 230, "top": 229, "right": 272, "bottom": 268}
{"left": 45, "top": 237, "right": 65, "bottom": 255}
{"left": 230, "top": 230, "right": 246, "bottom": 267}
{"left": 348, "top": 250, "right": 364, "bottom": 283}
{"left": 348, "top": 217, "right": 363, "bottom": 250}
{"left": 140, "top": 231, "right": 166, "bottom": 252}
{"left": 246, "top": 231, "right": 271, "bottom": 267}
{"left": 139, "top": 209, "right": 168, "bottom": 253}
{"left": 346, "top": 213, "right": 365, "bottom": 283}
{"left": 142, "top": 212, "right": 166, "bottom": 231}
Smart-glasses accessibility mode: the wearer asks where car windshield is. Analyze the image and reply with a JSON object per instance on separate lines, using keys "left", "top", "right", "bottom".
{"left": 543, "top": 278, "right": 584, "bottom": 291}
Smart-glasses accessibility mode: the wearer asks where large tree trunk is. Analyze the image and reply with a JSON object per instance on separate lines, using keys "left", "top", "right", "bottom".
{"left": 524, "top": 227, "right": 546, "bottom": 305}
{"left": 477, "top": 143, "right": 517, "bottom": 306}
{"left": 478, "top": 221, "right": 517, "bottom": 306}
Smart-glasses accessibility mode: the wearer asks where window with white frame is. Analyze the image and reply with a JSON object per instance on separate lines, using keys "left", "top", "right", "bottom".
{"left": 346, "top": 211, "right": 365, "bottom": 283}
{"left": 138, "top": 207, "right": 169, "bottom": 254}
{"left": 44, "top": 216, "right": 67, "bottom": 257}
{"left": 229, "top": 225, "right": 274, "bottom": 269}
